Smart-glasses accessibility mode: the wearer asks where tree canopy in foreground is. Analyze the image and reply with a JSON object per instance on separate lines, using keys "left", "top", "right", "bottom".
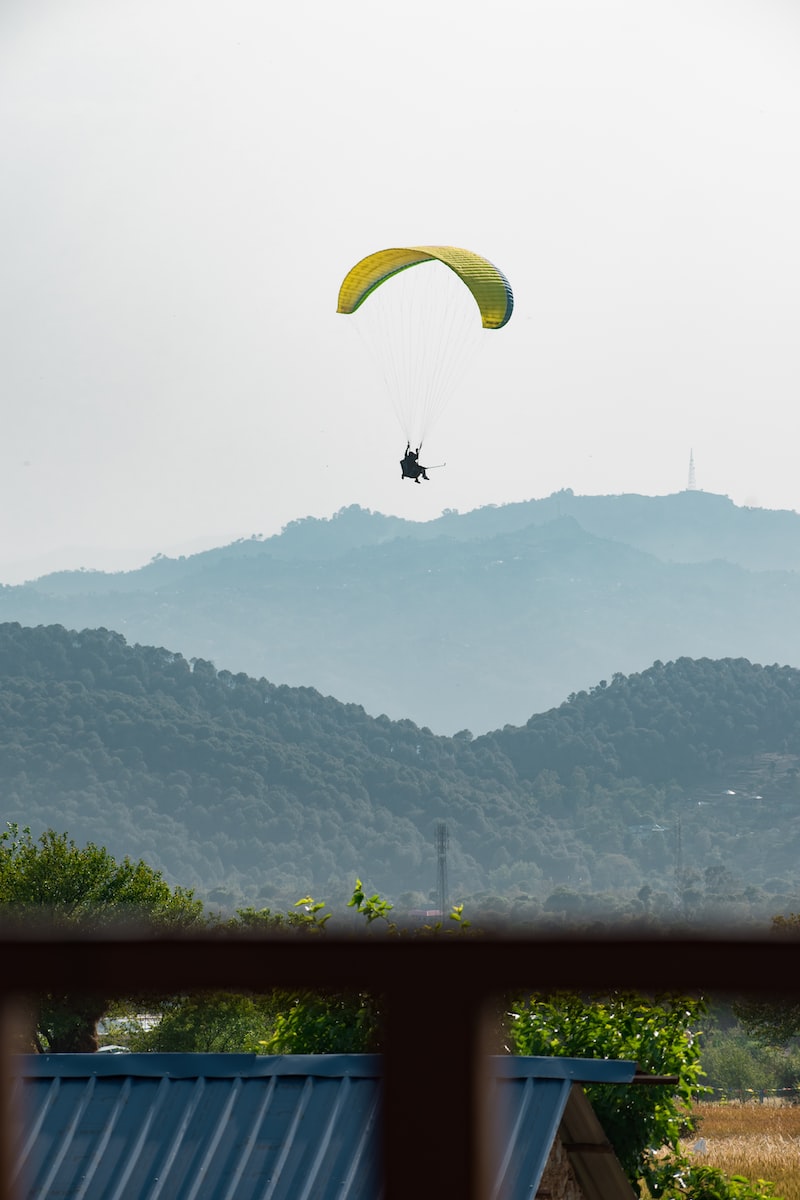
{"left": 0, "top": 824, "right": 203, "bottom": 1051}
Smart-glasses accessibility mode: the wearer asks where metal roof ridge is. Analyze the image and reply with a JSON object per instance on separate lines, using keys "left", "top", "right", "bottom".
{"left": 491, "top": 1057, "right": 637, "bottom": 1082}
{"left": 15, "top": 1053, "right": 385, "bottom": 1079}
{"left": 15, "top": 1052, "right": 637, "bottom": 1083}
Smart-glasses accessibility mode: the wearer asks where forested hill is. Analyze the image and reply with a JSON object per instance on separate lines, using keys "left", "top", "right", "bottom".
{"left": 2, "top": 623, "right": 800, "bottom": 917}
{"left": 3, "top": 493, "right": 800, "bottom": 733}
{"left": 490, "top": 656, "right": 800, "bottom": 785}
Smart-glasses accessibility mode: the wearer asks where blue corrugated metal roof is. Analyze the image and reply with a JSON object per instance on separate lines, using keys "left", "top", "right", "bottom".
{"left": 14, "top": 1055, "right": 383, "bottom": 1200}
{"left": 488, "top": 1057, "right": 636, "bottom": 1200}
{"left": 11, "top": 1054, "right": 637, "bottom": 1200}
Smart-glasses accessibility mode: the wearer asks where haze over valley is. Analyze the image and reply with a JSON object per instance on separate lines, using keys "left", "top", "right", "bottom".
{"left": 3, "top": 489, "right": 800, "bottom": 735}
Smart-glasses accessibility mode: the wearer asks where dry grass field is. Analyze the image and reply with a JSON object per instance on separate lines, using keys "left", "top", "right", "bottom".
{"left": 685, "top": 1102, "right": 800, "bottom": 1200}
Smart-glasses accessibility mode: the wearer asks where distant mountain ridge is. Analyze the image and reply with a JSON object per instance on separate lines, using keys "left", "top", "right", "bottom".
{"left": 15, "top": 489, "right": 800, "bottom": 586}
{"left": 2, "top": 492, "right": 800, "bottom": 733}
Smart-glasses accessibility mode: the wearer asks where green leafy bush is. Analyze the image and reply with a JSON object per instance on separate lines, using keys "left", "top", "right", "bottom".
{"left": 507, "top": 992, "right": 707, "bottom": 1189}
{"left": 649, "top": 1161, "right": 777, "bottom": 1200}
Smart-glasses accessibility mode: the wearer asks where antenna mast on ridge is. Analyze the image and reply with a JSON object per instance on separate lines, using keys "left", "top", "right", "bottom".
{"left": 435, "top": 822, "right": 449, "bottom": 920}
{"left": 687, "top": 450, "right": 697, "bottom": 491}
{"left": 674, "top": 813, "right": 685, "bottom": 915}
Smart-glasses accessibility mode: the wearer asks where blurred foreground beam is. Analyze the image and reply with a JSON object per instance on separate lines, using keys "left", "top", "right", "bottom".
{"left": 1, "top": 932, "right": 798, "bottom": 1200}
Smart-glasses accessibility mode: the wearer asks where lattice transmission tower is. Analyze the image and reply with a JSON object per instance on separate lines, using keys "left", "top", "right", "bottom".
{"left": 687, "top": 450, "right": 697, "bottom": 491}
{"left": 435, "top": 822, "right": 449, "bottom": 919}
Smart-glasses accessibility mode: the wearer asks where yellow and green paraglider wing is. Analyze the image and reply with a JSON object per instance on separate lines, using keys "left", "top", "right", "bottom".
{"left": 337, "top": 245, "right": 514, "bottom": 329}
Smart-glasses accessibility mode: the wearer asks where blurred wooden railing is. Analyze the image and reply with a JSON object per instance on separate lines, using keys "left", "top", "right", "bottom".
{"left": 1, "top": 930, "right": 797, "bottom": 1200}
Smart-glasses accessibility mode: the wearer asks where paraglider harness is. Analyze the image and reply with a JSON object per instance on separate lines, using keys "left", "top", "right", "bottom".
{"left": 400, "top": 442, "right": 430, "bottom": 483}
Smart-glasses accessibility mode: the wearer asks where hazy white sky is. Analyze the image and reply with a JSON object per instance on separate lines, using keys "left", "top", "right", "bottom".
{"left": 2, "top": 0, "right": 800, "bottom": 582}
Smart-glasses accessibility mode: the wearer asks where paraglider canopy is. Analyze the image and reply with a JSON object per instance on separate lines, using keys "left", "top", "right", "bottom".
{"left": 337, "top": 244, "right": 513, "bottom": 449}
{"left": 337, "top": 245, "right": 514, "bottom": 329}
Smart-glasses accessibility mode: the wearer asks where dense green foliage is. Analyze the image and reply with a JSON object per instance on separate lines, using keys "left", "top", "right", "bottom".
{"left": 699, "top": 1025, "right": 800, "bottom": 1098}
{"left": 507, "top": 993, "right": 707, "bottom": 1187}
{"left": 2, "top": 623, "right": 800, "bottom": 909}
{"left": 259, "top": 992, "right": 381, "bottom": 1054}
{"left": 120, "top": 993, "right": 280, "bottom": 1054}
{"left": 648, "top": 1162, "right": 777, "bottom": 1200}
{"left": 508, "top": 993, "right": 779, "bottom": 1200}
{"left": 0, "top": 824, "right": 201, "bottom": 928}
{"left": 0, "top": 824, "right": 203, "bottom": 1051}
{"left": 4, "top": 494, "right": 800, "bottom": 732}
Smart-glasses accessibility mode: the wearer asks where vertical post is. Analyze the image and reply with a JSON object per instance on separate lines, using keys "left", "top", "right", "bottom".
{"left": 383, "top": 984, "right": 495, "bottom": 1200}
{"left": 0, "top": 1000, "right": 21, "bottom": 1200}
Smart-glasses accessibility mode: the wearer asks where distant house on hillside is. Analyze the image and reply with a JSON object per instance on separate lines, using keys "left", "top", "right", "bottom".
{"left": 11, "top": 1053, "right": 639, "bottom": 1200}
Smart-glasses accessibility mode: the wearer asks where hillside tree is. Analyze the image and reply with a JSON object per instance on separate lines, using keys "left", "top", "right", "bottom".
{"left": 0, "top": 824, "right": 204, "bottom": 1051}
